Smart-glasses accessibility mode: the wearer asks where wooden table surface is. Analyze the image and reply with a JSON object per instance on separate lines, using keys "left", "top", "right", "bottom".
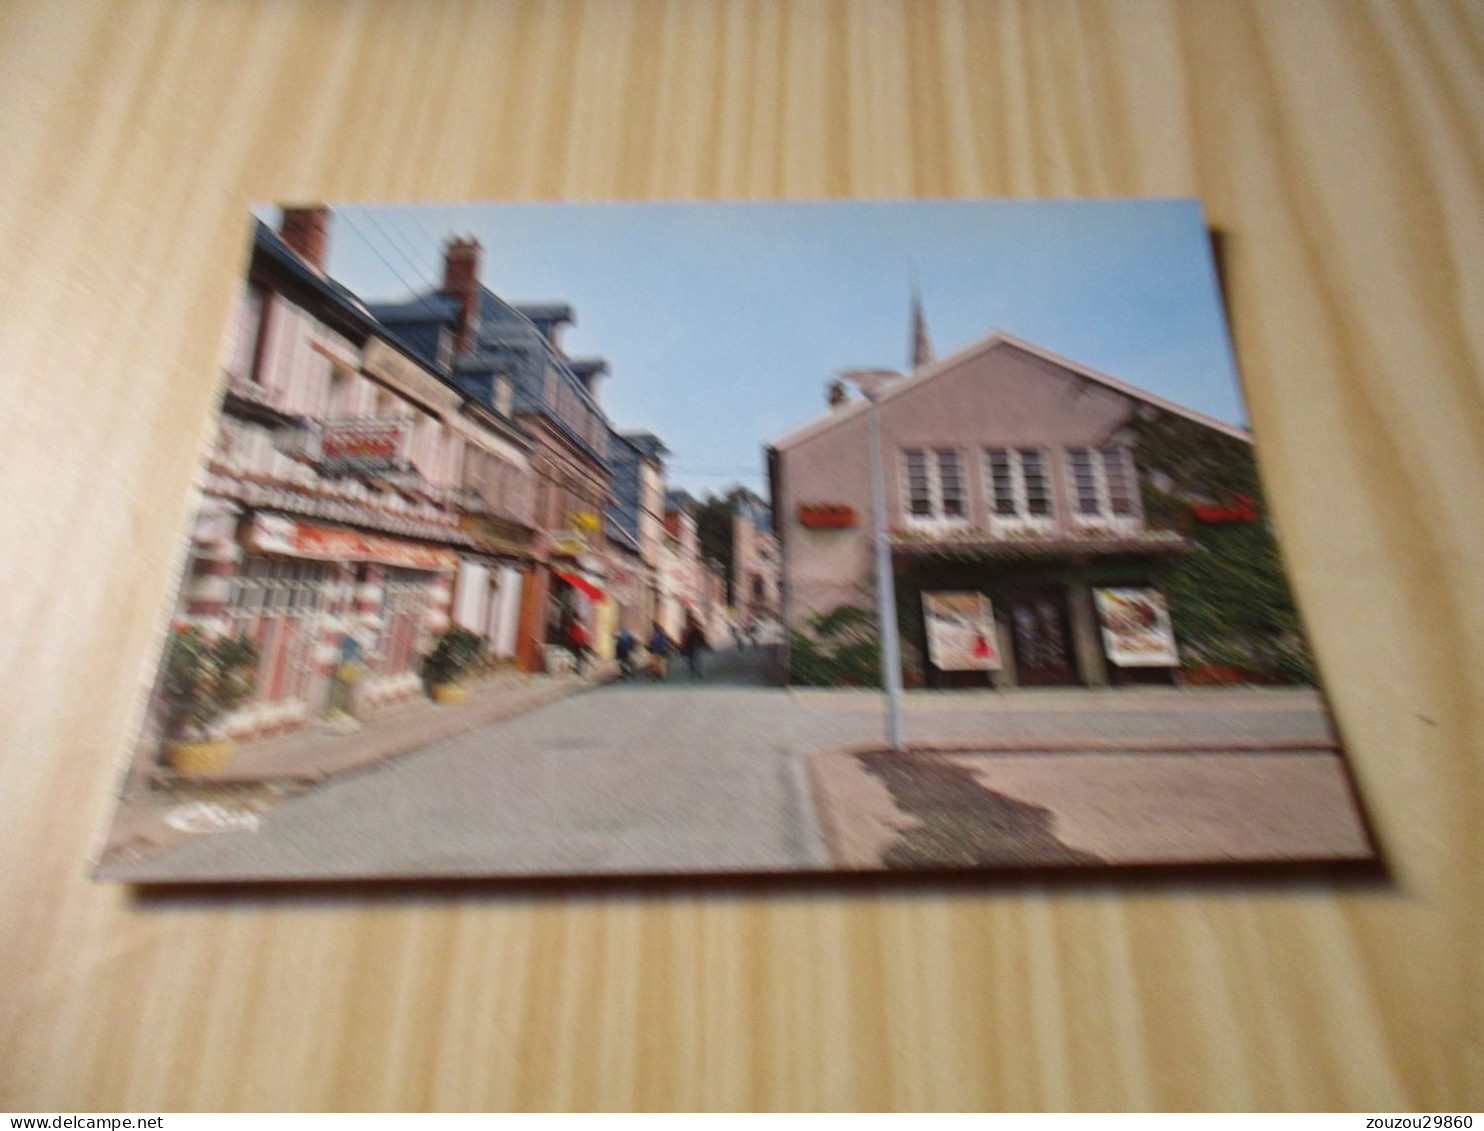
{"left": 2, "top": 0, "right": 1480, "bottom": 1112}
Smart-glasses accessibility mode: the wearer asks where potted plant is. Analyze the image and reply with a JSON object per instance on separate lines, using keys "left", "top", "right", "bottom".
{"left": 423, "top": 625, "right": 486, "bottom": 705}
{"left": 160, "top": 624, "right": 259, "bottom": 772}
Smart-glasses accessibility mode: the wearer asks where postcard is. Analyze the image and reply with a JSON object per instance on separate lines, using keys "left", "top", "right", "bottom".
{"left": 94, "top": 199, "right": 1376, "bottom": 882}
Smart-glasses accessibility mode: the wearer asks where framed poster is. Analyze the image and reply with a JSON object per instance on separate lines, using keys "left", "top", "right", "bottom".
{"left": 1093, "top": 587, "right": 1180, "bottom": 667}
{"left": 923, "top": 591, "right": 1002, "bottom": 671}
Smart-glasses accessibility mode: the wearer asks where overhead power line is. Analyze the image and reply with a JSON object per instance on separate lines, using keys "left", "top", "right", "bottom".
{"left": 335, "top": 207, "right": 451, "bottom": 326}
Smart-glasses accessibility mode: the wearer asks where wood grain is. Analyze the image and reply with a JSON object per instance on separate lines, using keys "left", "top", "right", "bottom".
{"left": 1, "top": 0, "right": 1481, "bottom": 1111}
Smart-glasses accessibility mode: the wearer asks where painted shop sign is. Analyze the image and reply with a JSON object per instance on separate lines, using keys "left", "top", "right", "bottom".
{"left": 249, "top": 513, "right": 458, "bottom": 571}
{"left": 362, "top": 336, "right": 461, "bottom": 419}
{"left": 798, "top": 502, "right": 858, "bottom": 529}
{"left": 318, "top": 417, "right": 411, "bottom": 476}
{"left": 923, "top": 591, "right": 1002, "bottom": 671}
{"left": 458, "top": 513, "right": 534, "bottom": 559}
{"left": 551, "top": 511, "right": 601, "bottom": 557}
{"left": 1093, "top": 587, "right": 1180, "bottom": 667}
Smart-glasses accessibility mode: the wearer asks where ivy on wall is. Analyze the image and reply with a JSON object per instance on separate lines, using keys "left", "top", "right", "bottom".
{"left": 1132, "top": 412, "right": 1317, "bottom": 684}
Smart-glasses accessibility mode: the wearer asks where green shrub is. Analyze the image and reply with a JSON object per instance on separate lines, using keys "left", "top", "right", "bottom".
{"left": 162, "top": 624, "right": 259, "bottom": 740}
{"left": 788, "top": 604, "right": 882, "bottom": 687}
{"left": 422, "top": 625, "right": 487, "bottom": 685}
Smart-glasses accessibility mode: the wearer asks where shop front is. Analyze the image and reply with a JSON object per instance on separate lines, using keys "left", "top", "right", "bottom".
{"left": 209, "top": 512, "right": 460, "bottom": 735}
{"left": 893, "top": 535, "right": 1188, "bottom": 690}
{"left": 543, "top": 559, "right": 607, "bottom": 672}
{"left": 455, "top": 513, "right": 536, "bottom": 663}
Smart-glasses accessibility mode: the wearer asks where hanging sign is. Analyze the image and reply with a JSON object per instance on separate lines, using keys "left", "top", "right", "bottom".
{"left": 362, "top": 337, "right": 460, "bottom": 419}
{"left": 923, "top": 591, "right": 1002, "bottom": 671}
{"left": 1093, "top": 587, "right": 1180, "bottom": 667}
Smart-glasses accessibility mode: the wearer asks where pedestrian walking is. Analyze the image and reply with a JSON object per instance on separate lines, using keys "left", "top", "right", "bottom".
{"left": 615, "top": 626, "right": 636, "bottom": 679}
{"left": 681, "top": 617, "right": 710, "bottom": 679}
{"left": 647, "top": 622, "right": 671, "bottom": 680}
{"left": 566, "top": 619, "right": 591, "bottom": 676}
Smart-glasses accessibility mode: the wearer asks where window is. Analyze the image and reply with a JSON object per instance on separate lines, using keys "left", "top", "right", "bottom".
{"left": 1066, "top": 446, "right": 1140, "bottom": 524}
{"left": 900, "top": 448, "right": 969, "bottom": 525}
{"left": 1069, "top": 448, "right": 1100, "bottom": 516}
{"left": 327, "top": 366, "right": 352, "bottom": 418}
{"left": 985, "top": 448, "right": 1054, "bottom": 527}
{"left": 1101, "top": 445, "right": 1136, "bottom": 516}
{"left": 905, "top": 450, "right": 932, "bottom": 517}
{"left": 226, "top": 285, "right": 266, "bottom": 385}
{"left": 937, "top": 450, "right": 966, "bottom": 518}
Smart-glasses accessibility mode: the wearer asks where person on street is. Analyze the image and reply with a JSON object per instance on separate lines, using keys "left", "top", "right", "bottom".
{"left": 647, "top": 622, "right": 671, "bottom": 680}
{"left": 615, "top": 626, "right": 636, "bottom": 679}
{"left": 681, "top": 617, "right": 709, "bottom": 679}
{"left": 566, "top": 619, "right": 591, "bottom": 676}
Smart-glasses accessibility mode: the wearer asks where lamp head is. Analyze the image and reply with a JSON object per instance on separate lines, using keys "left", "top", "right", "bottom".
{"left": 836, "top": 367, "right": 902, "bottom": 402}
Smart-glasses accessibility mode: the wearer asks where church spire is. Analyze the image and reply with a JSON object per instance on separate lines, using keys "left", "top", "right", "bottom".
{"left": 910, "top": 273, "right": 933, "bottom": 371}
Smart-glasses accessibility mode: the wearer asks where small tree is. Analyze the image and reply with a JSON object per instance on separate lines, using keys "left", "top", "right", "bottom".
{"left": 422, "top": 625, "right": 486, "bottom": 686}
{"left": 161, "top": 625, "right": 258, "bottom": 742}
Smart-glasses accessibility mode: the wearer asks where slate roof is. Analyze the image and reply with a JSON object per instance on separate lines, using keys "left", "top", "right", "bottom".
{"left": 513, "top": 303, "right": 575, "bottom": 324}
{"left": 621, "top": 432, "right": 670, "bottom": 461}
{"left": 368, "top": 282, "right": 612, "bottom": 467}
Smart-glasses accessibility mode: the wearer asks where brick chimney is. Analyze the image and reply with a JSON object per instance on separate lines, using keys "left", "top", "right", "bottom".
{"left": 279, "top": 206, "right": 331, "bottom": 271}
{"left": 441, "top": 236, "right": 482, "bottom": 354}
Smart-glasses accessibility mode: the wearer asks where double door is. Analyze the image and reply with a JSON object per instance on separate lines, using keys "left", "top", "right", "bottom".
{"left": 1007, "top": 589, "right": 1080, "bottom": 686}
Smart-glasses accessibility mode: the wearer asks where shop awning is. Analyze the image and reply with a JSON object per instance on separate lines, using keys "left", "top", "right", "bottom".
{"left": 553, "top": 568, "right": 607, "bottom": 603}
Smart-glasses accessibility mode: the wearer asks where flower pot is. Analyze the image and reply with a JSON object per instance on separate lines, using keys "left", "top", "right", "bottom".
{"left": 166, "top": 737, "right": 235, "bottom": 773}
{"left": 430, "top": 682, "right": 467, "bottom": 705}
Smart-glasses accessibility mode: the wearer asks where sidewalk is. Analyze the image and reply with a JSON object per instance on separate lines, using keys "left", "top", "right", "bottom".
{"left": 807, "top": 745, "right": 1370, "bottom": 871}
{"left": 96, "top": 664, "right": 618, "bottom": 871}
{"left": 173, "top": 663, "right": 619, "bottom": 786}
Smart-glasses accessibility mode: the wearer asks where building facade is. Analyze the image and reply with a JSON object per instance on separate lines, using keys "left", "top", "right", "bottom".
{"left": 181, "top": 210, "right": 536, "bottom": 740}
{"left": 606, "top": 430, "right": 672, "bottom": 638}
{"left": 371, "top": 240, "right": 620, "bottom": 673}
{"left": 768, "top": 332, "right": 1259, "bottom": 689}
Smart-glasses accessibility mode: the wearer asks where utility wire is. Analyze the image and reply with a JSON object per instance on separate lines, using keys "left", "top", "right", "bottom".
{"left": 356, "top": 204, "right": 445, "bottom": 295}
{"left": 335, "top": 207, "right": 452, "bottom": 327}
{"left": 403, "top": 208, "right": 447, "bottom": 257}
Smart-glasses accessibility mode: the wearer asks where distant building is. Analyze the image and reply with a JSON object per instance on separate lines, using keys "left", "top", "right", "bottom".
{"left": 768, "top": 329, "right": 1261, "bottom": 689}
{"left": 731, "top": 497, "right": 780, "bottom": 624}
{"left": 657, "top": 489, "right": 707, "bottom": 638}
{"left": 606, "top": 431, "right": 671, "bottom": 637}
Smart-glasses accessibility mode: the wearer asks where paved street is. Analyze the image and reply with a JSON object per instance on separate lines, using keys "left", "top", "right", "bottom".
{"left": 101, "top": 644, "right": 1367, "bottom": 882}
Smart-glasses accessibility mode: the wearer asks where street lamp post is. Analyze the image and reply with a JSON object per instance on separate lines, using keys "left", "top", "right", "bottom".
{"left": 840, "top": 369, "right": 906, "bottom": 753}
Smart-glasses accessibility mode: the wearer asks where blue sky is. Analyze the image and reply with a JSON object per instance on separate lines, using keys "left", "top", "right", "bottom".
{"left": 307, "top": 199, "right": 1244, "bottom": 497}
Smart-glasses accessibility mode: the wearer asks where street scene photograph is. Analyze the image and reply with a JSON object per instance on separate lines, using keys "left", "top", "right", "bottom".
{"left": 95, "top": 198, "right": 1376, "bottom": 883}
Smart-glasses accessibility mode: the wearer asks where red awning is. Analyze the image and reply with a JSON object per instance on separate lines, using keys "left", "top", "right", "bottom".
{"left": 553, "top": 568, "right": 606, "bottom": 603}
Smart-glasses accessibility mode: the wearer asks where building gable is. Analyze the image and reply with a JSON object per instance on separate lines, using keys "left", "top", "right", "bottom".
{"left": 770, "top": 332, "right": 1251, "bottom": 453}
